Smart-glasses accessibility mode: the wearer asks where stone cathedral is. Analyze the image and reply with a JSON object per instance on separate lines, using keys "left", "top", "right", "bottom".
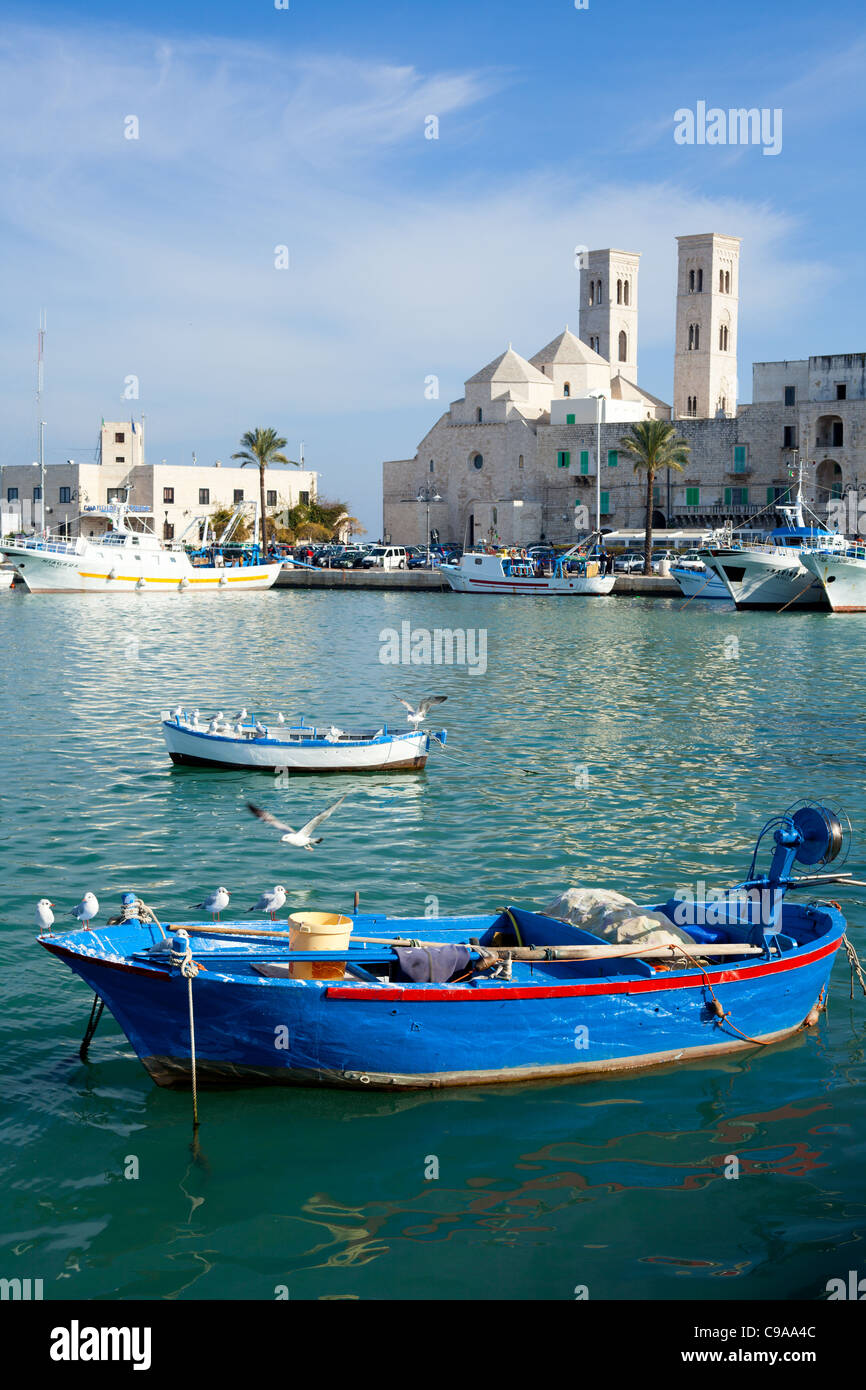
{"left": 383, "top": 233, "right": 863, "bottom": 547}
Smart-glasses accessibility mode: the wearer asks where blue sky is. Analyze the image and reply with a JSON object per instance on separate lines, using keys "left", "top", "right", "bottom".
{"left": 2, "top": 0, "right": 865, "bottom": 534}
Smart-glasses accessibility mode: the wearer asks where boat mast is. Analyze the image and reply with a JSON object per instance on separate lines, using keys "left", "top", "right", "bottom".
{"left": 36, "top": 310, "right": 46, "bottom": 536}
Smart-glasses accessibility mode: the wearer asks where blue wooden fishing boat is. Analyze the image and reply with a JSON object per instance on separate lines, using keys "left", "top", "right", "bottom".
{"left": 38, "top": 804, "right": 855, "bottom": 1090}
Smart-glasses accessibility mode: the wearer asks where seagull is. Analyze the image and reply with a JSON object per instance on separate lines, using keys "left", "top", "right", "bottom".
{"left": 35, "top": 898, "right": 55, "bottom": 932}
{"left": 194, "top": 887, "right": 230, "bottom": 920}
{"left": 233, "top": 708, "right": 248, "bottom": 722}
{"left": 247, "top": 795, "right": 348, "bottom": 851}
{"left": 248, "top": 885, "right": 287, "bottom": 920}
{"left": 396, "top": 695, "right": 448, "bottom": 727}
{"left": 208, "top": 717, "right": 220, "bottom": 733}
{"left": 172, "top": 705, "right": 184, "bottom": 720}
{"left": 234, "top": 721, "right": 245, "bottom": 737}
{"left": 70, "top": 892, "right": 99, "bottom": 927}
{"left": 324, "top": 725, "right": 344, "bottom": 743}
{"left": 276, "top": 712, "right": 285, "bottom": 724}
{"left": 254, "top": 720, "right": 268, "bottom": 738}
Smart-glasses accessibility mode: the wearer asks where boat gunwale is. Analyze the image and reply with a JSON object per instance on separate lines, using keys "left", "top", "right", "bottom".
{"left": 161, "top": 720, "right": 429, "bottom": 750}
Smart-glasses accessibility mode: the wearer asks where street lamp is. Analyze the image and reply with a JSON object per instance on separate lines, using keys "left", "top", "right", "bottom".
{"left": 588, "top": 391, "right": 606, "bottom": 533}
{"left": 416, "top": 483, "right": 442, "bottom": 566}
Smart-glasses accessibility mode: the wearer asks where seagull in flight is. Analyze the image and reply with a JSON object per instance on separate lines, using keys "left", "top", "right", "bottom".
{"left": 194, "top": 887, "right": 230, "bottom": 920}
{"left": 248, "top": 885, "right": 287, "bottom": 920}
{"left": 396, "top": 695, "right": 448, "bottom": 726}
{"left": 35, "top": 898, "right": 55, "bottom": 932}
{"left": 247, "top": 795, "right": 348, "bottom": 851}
{"left": 70, "top": 892, "right": 99, "bottom": 927}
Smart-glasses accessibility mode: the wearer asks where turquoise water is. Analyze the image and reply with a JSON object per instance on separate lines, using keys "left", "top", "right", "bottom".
{"left": 1, "top": 587, "right": 865, "bottom": 1301}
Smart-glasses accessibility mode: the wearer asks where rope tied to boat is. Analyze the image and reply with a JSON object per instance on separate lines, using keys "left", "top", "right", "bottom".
{"left": 106, "top": 896, "right": 167, "bottom": 938}
{"left": 842, "top": 934, "right": 866, "bottom": 1000}
{"left": 666, "top": 943, "right": 772, "bottom": 1047}
{"left": 169, "top": 930, "right": 200, "bottom": 1132}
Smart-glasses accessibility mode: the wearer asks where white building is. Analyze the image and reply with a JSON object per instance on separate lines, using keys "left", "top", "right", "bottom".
{"left": 1, "top": 421, "right": 318, "bottom": 540}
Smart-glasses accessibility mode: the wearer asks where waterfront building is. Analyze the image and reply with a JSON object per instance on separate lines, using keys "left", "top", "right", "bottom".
{"left": 383, "top": 233, "right": 864, "bottom": 547}
{"left": 1, "top": 421, "right": 318, "bottom": 539}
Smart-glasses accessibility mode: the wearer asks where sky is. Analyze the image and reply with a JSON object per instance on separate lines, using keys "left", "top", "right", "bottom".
{"left": 2, "top": 0, "right": 865, "bottom": 535}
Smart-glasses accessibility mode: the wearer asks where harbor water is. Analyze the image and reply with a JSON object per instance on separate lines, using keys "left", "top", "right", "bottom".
{"left": 1, "top": 587, "right": 864, "bottom": 1301}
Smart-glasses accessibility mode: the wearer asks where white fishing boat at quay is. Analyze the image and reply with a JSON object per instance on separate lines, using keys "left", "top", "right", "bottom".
{"left": 0, "top": 496, "right": 280, "bottom": 594}
{"left": 799, "top": 544, "right": 866, "bottom": 612}
{"left": 161, "top": 710, "right": 447, "bottom": 773}
{"left": 441, "top": 535, "right": 615, "bottom": 596}
{"left": 698, "top": 466, "right": 846, "bottom": 610}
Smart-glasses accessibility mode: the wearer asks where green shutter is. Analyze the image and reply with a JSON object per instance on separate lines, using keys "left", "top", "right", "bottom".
{"left": 724, "top": 487, "right": 731, "bottom": 505}
{"left": 580, "top": 450, "right": 589, "bottom": 474}
{"left": 686, "top": 487, "right": 699, "bottom": 506}
{"left": 566, "top": 413, "right": 575, "bottom": 425}
{"left": 600, "top": 491, "right": 610, "bottom": 514}
{"left": 767, "top": 487, "right": 775, "bottom": 503}
{"left": 557, "top": 450, "right": 570, "bottom": 469}
{"left": 607, "top": 449, "right": 618, "bottom": 467}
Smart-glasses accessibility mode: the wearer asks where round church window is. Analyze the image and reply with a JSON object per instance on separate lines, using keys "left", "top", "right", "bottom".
{"left": 472, "top": 454, "right": 483, "bottom": 470}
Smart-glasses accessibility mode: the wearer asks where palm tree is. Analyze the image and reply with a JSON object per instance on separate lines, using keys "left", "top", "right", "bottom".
{"left": 231, "top": 427, "right": 293, "bottom": 555}
{"left": 617, "top": 420, "right": 691, "bottom": 574}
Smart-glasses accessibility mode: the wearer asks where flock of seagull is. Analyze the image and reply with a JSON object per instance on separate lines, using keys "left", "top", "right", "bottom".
{"left": 35, "top": 696, "right": 448, "bottom": 933}
{"left": 169, "top": 695, "right": 447, "bottom": 744}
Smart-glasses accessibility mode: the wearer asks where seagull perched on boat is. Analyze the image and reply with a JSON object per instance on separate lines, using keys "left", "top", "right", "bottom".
{"left": 233, "top": 708, "right": 248, "bottom": 723}
{"left": 70, "top": 892, "right": 99, "bottom": 927}
{"left": 234, "top": 721, "right": 245, "bottom": 738}
{"left": 194, "top": 887, "right": 230, "bottom": 920}
{"left": 248, "top": 885, "right": 287, "bottom": 920}
{"left": 35, "top": 898, "right": 55, "bottom": 932}
{"left": 172, "top": 705, "right": 184, "bottom": 720}
{"left": 253, "top": 720, "right": 268, "bottom": 739}
{"left": 324, "top": 725, "right": 344, "bottom": 743}
{"left": 247, "top": 795, "right": 348, "bottom": 851}
{"left": 396, "top": 695, "right": 447, "bottom": 727}
{"left": 208, "top": 716, "right": 220, "bottom": 733}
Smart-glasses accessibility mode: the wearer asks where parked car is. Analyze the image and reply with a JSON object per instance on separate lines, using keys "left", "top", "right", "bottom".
{"left": 406, "top": 546, "right": 429, "bottom": 569}
{"left": 336, "top": 547, "right": 367, "bottom": 569}
{"left": 362, "top": 545, "right": 407, "bottom": 570}
{"left": 314, "top": 546, "right": 346, "bottom": 568}
{"left": 614, "top": 552, "right": 644, "bottom": 573}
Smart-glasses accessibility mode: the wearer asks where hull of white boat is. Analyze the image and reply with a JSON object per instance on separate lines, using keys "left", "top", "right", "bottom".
{"left": 441, "top": 567, "right": 615, "bottom": 596}
{"left": 0, "top": 546, "right": 280, "bottom": 593}
{"left": 671, "top": 567, "right": 729, "bottom": 600}
{"left": 0, "top": 570, "right": 15, "bottom": 589}
{"left": 800, "top": 551, "right": 866, "bottom": 612}
{"left": 162, "top": 721, "right": 432, "bottom": 772}
{"left": 700, "top": 548, "right": 828, "bottom": 609}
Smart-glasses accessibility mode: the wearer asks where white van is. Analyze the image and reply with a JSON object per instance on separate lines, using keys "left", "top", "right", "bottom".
{"left": 362, "top": 546, "right": 407, "bottom": 570}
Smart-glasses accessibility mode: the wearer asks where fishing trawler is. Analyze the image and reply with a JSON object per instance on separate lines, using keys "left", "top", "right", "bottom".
{"left": 799, "top": 544, "right": 866, "bottom": 612}
{"left": 698, "top": 465, "right": 846, "bottom": 610}
{"left": 38, "top": 802, "right": 856, "bottom": 1090}
{"left": 0, "top": 494, "right": 281, "bottom": 594}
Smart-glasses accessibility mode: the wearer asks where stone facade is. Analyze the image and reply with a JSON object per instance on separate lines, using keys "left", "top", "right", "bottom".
{"left": 383, "top": 237, "right": 866, "bottom": 548}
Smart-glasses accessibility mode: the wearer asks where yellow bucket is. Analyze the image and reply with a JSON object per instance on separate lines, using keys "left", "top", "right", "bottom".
{"left": 288, "top": 911, "right": 353, "bottom": 979}
{"left": 586, "top": 560, "right": 599, "bottom": 578}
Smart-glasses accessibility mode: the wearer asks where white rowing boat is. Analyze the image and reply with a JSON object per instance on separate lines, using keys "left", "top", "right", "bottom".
{"left": 161, "top": 712, "right": 446, "bottom": 773}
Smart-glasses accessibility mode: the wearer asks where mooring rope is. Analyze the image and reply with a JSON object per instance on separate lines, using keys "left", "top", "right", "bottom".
{"left": 79, "top": 994, "right": 105, "bottom": 1061}
{"left": 668, "top": 944, "right": 772, "bottom": 1046}
{"left": 842, "top": 934, "right": 866, "bottom": 1000}
{"left": 169, "top": 930, "right": 203, "bottom": 1131}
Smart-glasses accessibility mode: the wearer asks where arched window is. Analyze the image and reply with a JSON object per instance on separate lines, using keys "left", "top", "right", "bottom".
{"left": 719, "top": 324, "right": 729, "bottom": 351}
{"left": 697, "top": 268, "right": 703, "bottom": 292}
{"left": 563, "top": 382, "right": 570, "bottom": 397}
{"left": 616, "top": 279, "right": 622, "bottom": 304}
{"left": 719, "top": 269, "right": 724, "bottom": 293}
{"left": 472, "top": 454, "right": 483, "bottom": 470}
{"left": 689, "top": 269, "right": 695, "bottom": 292}
{"left": 719, "top": 396, "right": 726, "bottom": 414}
{"left": 476, "top": 408, "right": 482, "bottom": 423}
{"left": 618, "top": 330, "right": 627, "bottom": 362}
{"left": 725, "top": 270, "right": 730, "bottom": 293}
{"left": 518, "top": 454, "right": 524, "bottom": 469}
{"left": 596, "top": 280, "right": 603, "bottom": 304}
{"left": 688, "top": 324, "right": 694, "bottom": 350}
{"left": 588, "top": 281, "right": 594, "bottom": 307}
{"left": 429, "top": 459, "right": 434, "bottom": 472}
{"left": 623, "top": 280, "right": 629, "bottom": 305}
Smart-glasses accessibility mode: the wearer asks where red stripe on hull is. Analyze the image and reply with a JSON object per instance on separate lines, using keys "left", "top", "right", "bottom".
{"left": 326, "top": 937, "right": 842, "bottom": 1001}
